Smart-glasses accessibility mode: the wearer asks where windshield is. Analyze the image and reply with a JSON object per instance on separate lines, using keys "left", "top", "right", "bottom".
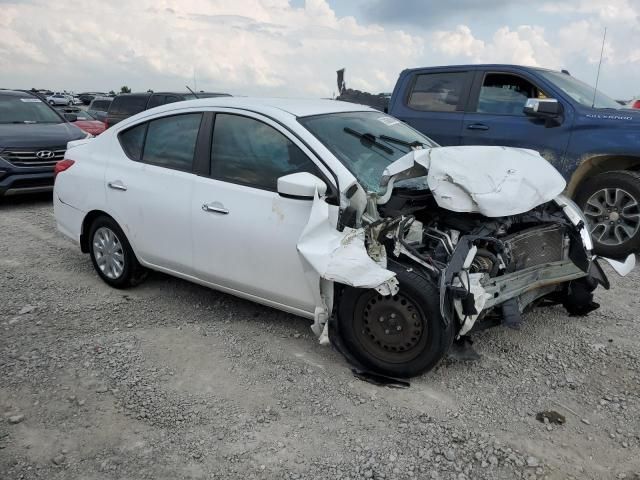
{"left": 299, "top": 111, "right": 437, "bottom": 192}
{"left": 0, "top": 96, "right": 63, "bottom": 124}
{"left": 537, "top": 70, "right": 622, "bottom": 109}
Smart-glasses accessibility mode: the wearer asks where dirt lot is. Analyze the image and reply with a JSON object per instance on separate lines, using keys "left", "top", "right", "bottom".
{"left": 1, "top": 195, "right": 639, "bottom": 480}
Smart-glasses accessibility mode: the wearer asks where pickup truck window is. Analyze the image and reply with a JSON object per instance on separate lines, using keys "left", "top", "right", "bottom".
{"left": 407, "top": 72, "right": 466, "bottom": 112}
{"left": 477, "top": 73, "right": 545, "bottom": 115}
{"left": 536, "top": 69, "right": 621, "bottom": 109}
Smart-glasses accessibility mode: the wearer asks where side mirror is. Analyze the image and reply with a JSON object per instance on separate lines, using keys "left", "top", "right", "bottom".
{"left": 277, "top": 172, "right": 327, "bottom": 200}
{"left": 523, "top": 98, "right": 562, "bottom": 127}
{"left": 64, "top": 113, "right": 78, "bottom": 122}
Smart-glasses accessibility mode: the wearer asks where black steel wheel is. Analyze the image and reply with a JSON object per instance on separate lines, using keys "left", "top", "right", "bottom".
{"left": 337, "top": 265, "right": 454, "bottom": 378}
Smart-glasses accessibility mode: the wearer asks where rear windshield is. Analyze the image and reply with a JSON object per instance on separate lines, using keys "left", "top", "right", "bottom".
{"left": 0, "top": 95, "right": 63, "bottom": 124}
{"left": 109, "top": 95, "right": 149, "bottom": 115}
{"left": 91, "top": 100, "right": 111, "bottom": 111}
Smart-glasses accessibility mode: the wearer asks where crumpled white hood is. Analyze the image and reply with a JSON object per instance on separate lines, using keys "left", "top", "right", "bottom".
{"left": 381, "top": 146, "right": 567, "bottom": 217}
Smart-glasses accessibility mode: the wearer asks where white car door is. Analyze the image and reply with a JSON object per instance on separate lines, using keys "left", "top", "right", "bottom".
{"left": 105, "top": 112, "right": 204, "bottom": 274}
{"left": 191, "top": 111, "right": 335, "bottom": 314}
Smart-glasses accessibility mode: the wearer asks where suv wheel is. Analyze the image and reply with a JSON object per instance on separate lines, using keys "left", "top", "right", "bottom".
{"left": 88, "top": 215, "right": 146, "bottom": 288}
{"left": 337, "top": 266, "right": 454, "bottom": 378}
{"left": 575, "top": 170, "right": 640, "bottom": 257}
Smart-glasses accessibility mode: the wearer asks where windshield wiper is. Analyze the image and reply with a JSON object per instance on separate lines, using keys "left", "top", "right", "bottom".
{"left": 379, "top": 134, "right": 426, "bottom": 149}
{"left": 344, "top": 128, "right": 393, "bottom": 154}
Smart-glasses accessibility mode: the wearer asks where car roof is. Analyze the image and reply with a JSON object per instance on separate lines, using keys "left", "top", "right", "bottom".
{"left": 401, "top": 64, "right": 561, "bottom": 74}
{"left": 0, "top": 89, "right": 38, "bottom": 98}
{"left": 147, "top": 97, "right": 376, "bottom": 118}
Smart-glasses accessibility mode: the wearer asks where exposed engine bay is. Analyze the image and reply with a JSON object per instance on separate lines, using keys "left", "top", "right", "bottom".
{"left": 297, "top": 145, "right": 634, "bottom": 378}
{"left": 368, "top": 187, "right": 598, "bottom": 334}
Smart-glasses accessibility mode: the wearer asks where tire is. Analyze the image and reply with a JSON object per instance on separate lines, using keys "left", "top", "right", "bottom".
{"left": 337, "top": 266, "right": 454, "bottom": 378}
{"left": 88, "top": 215, "right": 146, "bottom": 288}
{"left": 575, "top": 170, "right": 640, "bottom": 257}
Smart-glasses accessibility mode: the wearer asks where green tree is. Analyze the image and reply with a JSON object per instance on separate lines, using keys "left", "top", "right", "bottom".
{"left": 120, "top": 86, "right": 131, "bottom": 94}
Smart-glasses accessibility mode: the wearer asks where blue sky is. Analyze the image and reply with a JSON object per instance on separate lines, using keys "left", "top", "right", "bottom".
{"left": 1, "top": 0, "right": 638, "bottom": 99}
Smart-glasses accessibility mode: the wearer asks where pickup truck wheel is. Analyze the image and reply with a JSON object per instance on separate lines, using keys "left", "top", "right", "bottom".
{"left": 88, "top": 216, "right": 146, "bottom": 288}
{"left": 337, "top": 268, "right": 454, "bottom": 378}
{"left": 575, "top": 170, "right": 640, "bottom": 257}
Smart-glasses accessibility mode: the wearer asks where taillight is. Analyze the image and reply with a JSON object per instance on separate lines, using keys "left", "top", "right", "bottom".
{"left": 54, "top": 159, "right": 75, "bottom": 178}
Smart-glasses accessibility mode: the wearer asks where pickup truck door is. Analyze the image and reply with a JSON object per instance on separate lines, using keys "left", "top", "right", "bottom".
{"left": 460, "top": 70, "right": 573, "bottom": 172}
{"left": 389, "top": 69, "right": 473, "bottom": 146}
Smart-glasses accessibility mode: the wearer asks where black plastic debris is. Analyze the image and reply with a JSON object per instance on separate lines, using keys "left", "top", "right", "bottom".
{"left": 352, "top": 369, "right": 410, "bottom": 389}
{"left": 535, "top": 410, "right": 566, "bottom": 425}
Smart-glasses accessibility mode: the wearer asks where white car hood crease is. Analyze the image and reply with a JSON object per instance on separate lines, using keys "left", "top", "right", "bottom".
{"left": 380, "top": 146, "right": 567, "bottom": 217}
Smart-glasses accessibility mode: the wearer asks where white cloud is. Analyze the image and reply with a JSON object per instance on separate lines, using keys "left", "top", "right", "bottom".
{"left": 0, "top": 0, "right": 423, "bottom": 96}
{"left": 1, "top": 0, "right": 640, "bottom": 98}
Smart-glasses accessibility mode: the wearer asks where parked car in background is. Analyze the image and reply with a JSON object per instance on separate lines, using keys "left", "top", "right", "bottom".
{"left": 87, "top": 96, "right": 113, "bottom": 122}
{"left": 78, "top": 92, "right": 105, "bottom": 105}
{"left": 47, "top": 93, "right": 71, "bottom": 106}
{"left": 105, "top": 91, "right": 231, "bottom": 127}
{"left": 61, "top": 108, "right": 106, "bottom": 136}
{"left": 0, "top": 90, "right": 88, "bottom": 196}
{"left": 53, "top": 97, "right": 632, "bottom": 378}
{"left": 72, "top": 96, "right": 83, "bottom": 105}
{"left": 387, "top": 64, "right": 640, "bottom": 257}
{"left": 628, "top": 98, "right": 640, "bottom": 109}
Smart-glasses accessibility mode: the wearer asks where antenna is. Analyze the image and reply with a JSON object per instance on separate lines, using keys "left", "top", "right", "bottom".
{"left": 592, "top": 27, "right": 607, "bottom": 108}
{"left": 186, "top": 85, "right": 199, "bottom": 99}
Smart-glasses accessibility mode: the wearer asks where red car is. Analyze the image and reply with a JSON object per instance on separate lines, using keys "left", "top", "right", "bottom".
{"left": 629, "top": 99, "right": 640, "bottom": 109}
{"left": 69, "top": 110, "right": 106, "bottom": 135}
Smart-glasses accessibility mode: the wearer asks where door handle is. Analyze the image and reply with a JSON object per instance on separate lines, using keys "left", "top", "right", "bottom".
{"left": 467, "top": 123, "right": 489, "bottom": 131}
{"left": 202, "top": 203, "right": 229, "bottom": 215}
{"left": 108, "top": 181, "right": 127, "bottom": 191}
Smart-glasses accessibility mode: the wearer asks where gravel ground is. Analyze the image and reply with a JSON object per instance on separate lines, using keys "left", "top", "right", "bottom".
{"left": 1, "top": 194, "right": 639, "bottom": 480}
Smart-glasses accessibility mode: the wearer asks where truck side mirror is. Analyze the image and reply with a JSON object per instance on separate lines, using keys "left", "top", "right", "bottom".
{"left": 524, "top": 98, "right": 563, "bottom": 126}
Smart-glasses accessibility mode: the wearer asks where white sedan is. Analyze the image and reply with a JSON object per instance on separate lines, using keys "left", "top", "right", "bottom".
{"left": 53, "top": 97, "right": 633, "bottom": 378}
{"left": 47, "top": 93, "right": 71, "bottom": 106}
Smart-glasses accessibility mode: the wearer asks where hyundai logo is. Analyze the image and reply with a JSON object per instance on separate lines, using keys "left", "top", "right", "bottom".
{"left": 36, "top": 150, "right": 55, "bottom": 159}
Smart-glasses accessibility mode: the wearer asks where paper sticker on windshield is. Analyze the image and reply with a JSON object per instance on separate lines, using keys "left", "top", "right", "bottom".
{"left": 20, "top": 98, "right": 42, "bottom": 103}
{"left": 377, "top": 116, "right": 400, "bottom": 126}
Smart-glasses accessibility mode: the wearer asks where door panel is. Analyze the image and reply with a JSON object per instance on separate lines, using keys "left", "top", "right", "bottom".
{"left": 461, "top": 71, "right": 573, "bottom": 170}
{"left": 191, "top": 178, "right": 318, "bottom": 312}
{"left": 104, "top": 113, "right": 203, "bottom": 274}
{"left": 105, "top": 159, "right": 194, "bottom": 271}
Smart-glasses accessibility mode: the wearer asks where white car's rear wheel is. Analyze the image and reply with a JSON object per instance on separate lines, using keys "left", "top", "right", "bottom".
{"left": 88, "top": 215, "right": 146, "bottom": 288}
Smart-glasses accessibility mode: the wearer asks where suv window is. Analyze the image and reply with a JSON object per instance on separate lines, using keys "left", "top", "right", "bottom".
{"left": 90, "top": 100, "right": 111, "bottom": 111}
{"left": 407, "top": 72, "right": 467, "bottom": 112}
{"left": 477, "top": 73, "right": 545, "bottom": 115}
{"left": 147, "top": 95, "right": 166, "bottom": 109}
{"left": 211, "top": 114, "right": 321, "bottom": 191}
{"left": 109, "top": 95, "right": 149, "bottom": 116}
{"left": 140, "top": 113, "right": 203, "bottom": 171}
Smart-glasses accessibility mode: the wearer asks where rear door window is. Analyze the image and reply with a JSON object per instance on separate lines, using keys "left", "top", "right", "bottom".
{"left": 119, "top": 123, "right": 147, "bottom": 160}
{"left": 407, "top": 72, "right": 468, "bottom": 112}
{"left": 142, "top": 113, "right": 203, "bottom": 171}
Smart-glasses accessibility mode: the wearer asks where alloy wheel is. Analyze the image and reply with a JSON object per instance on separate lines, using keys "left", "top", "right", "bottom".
{"left": 584, "top": 187, "right": 640, "bottom": 246}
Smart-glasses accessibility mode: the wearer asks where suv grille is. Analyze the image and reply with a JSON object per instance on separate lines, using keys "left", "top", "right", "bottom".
{"left": 1, "top": 146, "right": 66, "bottom": 167}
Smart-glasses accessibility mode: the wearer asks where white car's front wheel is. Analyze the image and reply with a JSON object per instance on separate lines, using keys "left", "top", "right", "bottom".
{"left": 337, "top": 264, "right": 454, "bottom": 378}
